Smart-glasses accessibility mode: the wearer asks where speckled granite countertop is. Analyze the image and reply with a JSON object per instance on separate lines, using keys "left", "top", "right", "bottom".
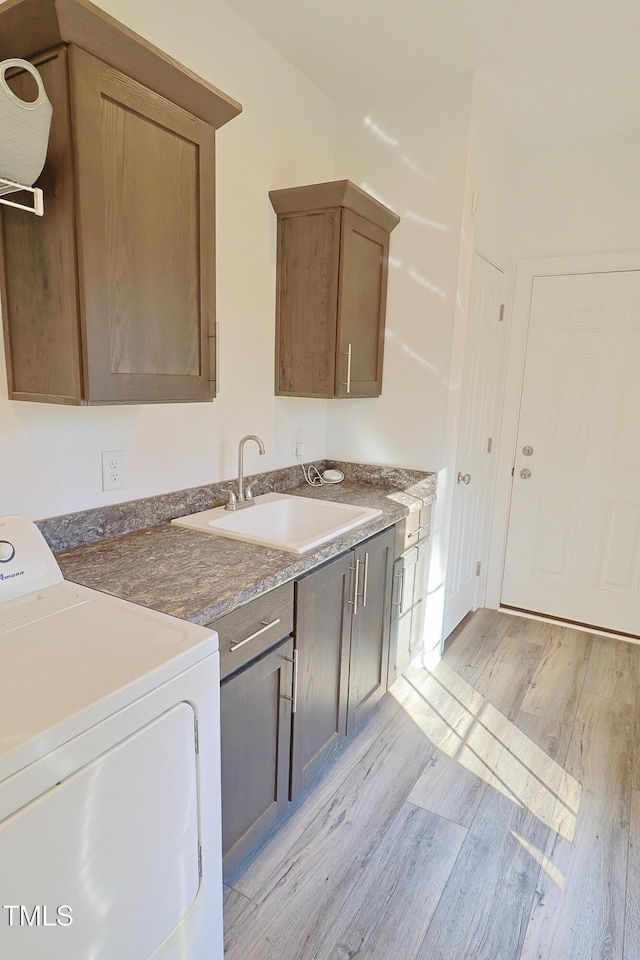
{"left": 55, "top": 464, "right": 436, "bottom": 627}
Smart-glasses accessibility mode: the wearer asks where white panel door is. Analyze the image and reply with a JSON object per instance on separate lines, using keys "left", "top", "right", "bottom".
{"left": 502, "top": 270, "right": 640, "bottom": 635}
{"left": 444, "top": 254, "right": 506, "bottom": 638}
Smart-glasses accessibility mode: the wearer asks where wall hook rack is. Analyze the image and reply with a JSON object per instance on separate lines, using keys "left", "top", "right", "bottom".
{"left": 0, "top": 177, "right": 44, "bottom": 216}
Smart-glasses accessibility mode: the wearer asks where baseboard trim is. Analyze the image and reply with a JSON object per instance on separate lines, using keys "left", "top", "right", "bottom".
{"left": 499, "top": 604, "right": 640, "bottom": 645}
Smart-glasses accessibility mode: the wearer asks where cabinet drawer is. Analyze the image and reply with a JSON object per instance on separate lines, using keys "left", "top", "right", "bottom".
{"left": 395, "top": 503, "right": 431, "bottom": 556}
{"left": 215, "top": 582, "right": 294, "bottom": 680}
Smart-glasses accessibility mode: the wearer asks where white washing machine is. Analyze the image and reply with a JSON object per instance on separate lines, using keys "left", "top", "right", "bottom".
{"left": 0, "top": 515, "right": 223, "bottom": 960}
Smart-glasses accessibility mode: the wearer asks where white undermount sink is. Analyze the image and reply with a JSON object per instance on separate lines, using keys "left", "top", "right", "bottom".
{"left": 171, "top": 492, "right": 382, "bottom": 554}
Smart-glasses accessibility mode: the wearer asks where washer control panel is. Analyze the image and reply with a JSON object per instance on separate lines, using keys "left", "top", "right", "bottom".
{"left": 0, "top": 516, "right": 63, "bottom": 603}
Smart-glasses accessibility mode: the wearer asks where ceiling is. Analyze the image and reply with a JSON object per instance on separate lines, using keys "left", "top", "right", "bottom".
{"left": 222, "top": 0, "right": 640, "bottom": 144}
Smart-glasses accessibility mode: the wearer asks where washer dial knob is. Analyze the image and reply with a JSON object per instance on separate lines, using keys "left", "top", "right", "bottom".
{"left": 0, "top": 540, "right": 16, "bottom": 562}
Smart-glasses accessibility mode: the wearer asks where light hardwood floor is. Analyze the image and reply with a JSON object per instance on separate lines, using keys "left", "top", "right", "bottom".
{"left": 223, "top": 609, "right": 640, "bottom": 960}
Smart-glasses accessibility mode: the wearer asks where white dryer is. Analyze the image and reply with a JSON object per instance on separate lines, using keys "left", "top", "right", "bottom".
{"left": 0, "top": 515, "right": 223, "bottom": 960}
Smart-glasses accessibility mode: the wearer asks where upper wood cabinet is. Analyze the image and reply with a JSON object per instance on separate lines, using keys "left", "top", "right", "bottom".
{"left": 0, "top": 0, "right": 241, "bottom": 404}
{"left": 269, "top": 180, "right": 400, "bottom": 399}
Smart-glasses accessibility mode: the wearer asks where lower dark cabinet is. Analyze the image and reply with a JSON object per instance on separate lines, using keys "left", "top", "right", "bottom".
{"left": 219, "top": 524, "right": 397, "bottom": 871}
{"left": 291, "top": 526, "right": 395, "bottom": 796}
{"left": 220, "top": 636, "right": 294, "bottom": 875}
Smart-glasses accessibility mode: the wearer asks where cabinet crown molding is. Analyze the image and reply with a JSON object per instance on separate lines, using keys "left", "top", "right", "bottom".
{"left": 0, "top": 0, "right": 242, "bottom": 128}
{"left": 269, "top": 179, "right": 400, "bottom": 234}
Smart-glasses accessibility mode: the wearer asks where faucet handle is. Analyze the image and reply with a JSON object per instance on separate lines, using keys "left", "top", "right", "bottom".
{"left": 224, "top": 489, "right": 238, "bottom": 511}
{"left": 244, "top": 484, "right": 255, "bottom": 500}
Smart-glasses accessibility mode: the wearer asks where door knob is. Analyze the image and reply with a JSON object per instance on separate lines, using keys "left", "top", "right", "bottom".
{"left": 519, "top": 468, "right": 532, "bottom": 479}
{"left": 457, "top": 472, "right": 471, "bottom": 485}
{"left": 522, "top": 445, "right": 534, "bottom": 456}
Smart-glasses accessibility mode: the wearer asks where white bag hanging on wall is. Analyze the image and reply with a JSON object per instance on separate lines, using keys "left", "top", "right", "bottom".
{"left": 0, "top": 58, "right": 52, "bottom": 189}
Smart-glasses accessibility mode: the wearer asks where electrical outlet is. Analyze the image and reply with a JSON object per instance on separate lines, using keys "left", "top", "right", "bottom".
{"left": 291, "top": 429, "right": 304, "bottom": 458}
{"left": 101, "top": 450, "right": 125, "bottom": 491}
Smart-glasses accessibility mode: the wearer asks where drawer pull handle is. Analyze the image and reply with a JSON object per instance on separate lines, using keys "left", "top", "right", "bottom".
{"left": 407, "top": 523, "right": 429, "bottom": 539}
{"left": 229, "top": 618, "right": 281, "bottom": 651}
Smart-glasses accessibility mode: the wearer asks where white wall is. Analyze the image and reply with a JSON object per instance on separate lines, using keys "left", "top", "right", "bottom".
{"left": 328, "top": 73, "right": 474, "bottom": 472}
{"left": 325, "top": 77, "right": 517, "bottom": 483}
{"left": 0, "top": 0, "right": 335, "bottom": 519}
{"left": 512, "top": 129, "right": 640, "bottom": 260}
{"left": 327, "top": 73, "right": 474, "bottom": 651}
{"left": 469, "top": 79, "right": 520, "bottom": 271}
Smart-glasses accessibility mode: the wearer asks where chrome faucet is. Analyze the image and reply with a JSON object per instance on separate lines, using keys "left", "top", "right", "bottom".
{"left": 225, "top": 435, "right": 266, "bottom": 510}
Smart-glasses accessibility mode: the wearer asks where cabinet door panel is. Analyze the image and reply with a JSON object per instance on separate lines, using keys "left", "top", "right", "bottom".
{"left": 100, "top": 99, "right": 200, "bottom": 377}
{"left": 387, "top": 541, "right": 431, "bottom": 685}
{"left": 70, "top": 46, "right": 216, "bottom": 403}
{"left": 388, "top": 552, "right": 417, "bottom": 686}
{"left": 220, "top": 638, "right": 293, "bottom": 876}
{"left": 336, "top": 210, "right": 389, "bottom": 398}
{"left": 411, "top": 541, "right": 431, "bottom": 659}
{"left": 347, "top": 527, "right": 394, "bottom": 732}
{"left": 275, "top": 210, "right": 341, "bottom": 398}
{"left": 291, "top": 553, "right": 351, "bottom": 797}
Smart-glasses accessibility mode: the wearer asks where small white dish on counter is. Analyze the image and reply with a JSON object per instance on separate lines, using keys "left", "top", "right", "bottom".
{"left": 171, "top": 492, "right": 382, "bottom": 554}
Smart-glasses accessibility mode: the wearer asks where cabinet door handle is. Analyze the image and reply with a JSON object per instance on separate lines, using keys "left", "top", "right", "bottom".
{"left": 342, "top": 343, "right": 352, "bottom": 394}
{"left": 360, "top": 551, "right": 369, "bottom": 608}
{"left": 392, "top": 567, "right": 406, "bottom": 613}
{"left": 347, "top": 559, "right": 360, "bottom": 615}
{"left": 229, "top": 618, "right": 281, "bottom": 651}
{"left": 282, "top": 649, "right": 298, "bottom": 713}
{"left": 215, "top": 321, "right": 220, "bottom": 394}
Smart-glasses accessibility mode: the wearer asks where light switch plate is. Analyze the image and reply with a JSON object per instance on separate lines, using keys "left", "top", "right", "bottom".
{"left": 291, "top": 429, "right": 303, "bottom": 457}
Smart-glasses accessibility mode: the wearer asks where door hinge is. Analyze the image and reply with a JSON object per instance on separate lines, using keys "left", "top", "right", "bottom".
{"left": 487, "top": 437, "right": 493, "bottom": 453}
{"left": 198, "top": 843, "right": 203, "bottom": 878}
{"left": 194, "top": 718, "right": 199, "bottom": 754}
{"left": 476, "top": 561, "right": 481, "bottom": 577}
{"left": 499, "top": 303, "right": 505, "bottom": 322}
